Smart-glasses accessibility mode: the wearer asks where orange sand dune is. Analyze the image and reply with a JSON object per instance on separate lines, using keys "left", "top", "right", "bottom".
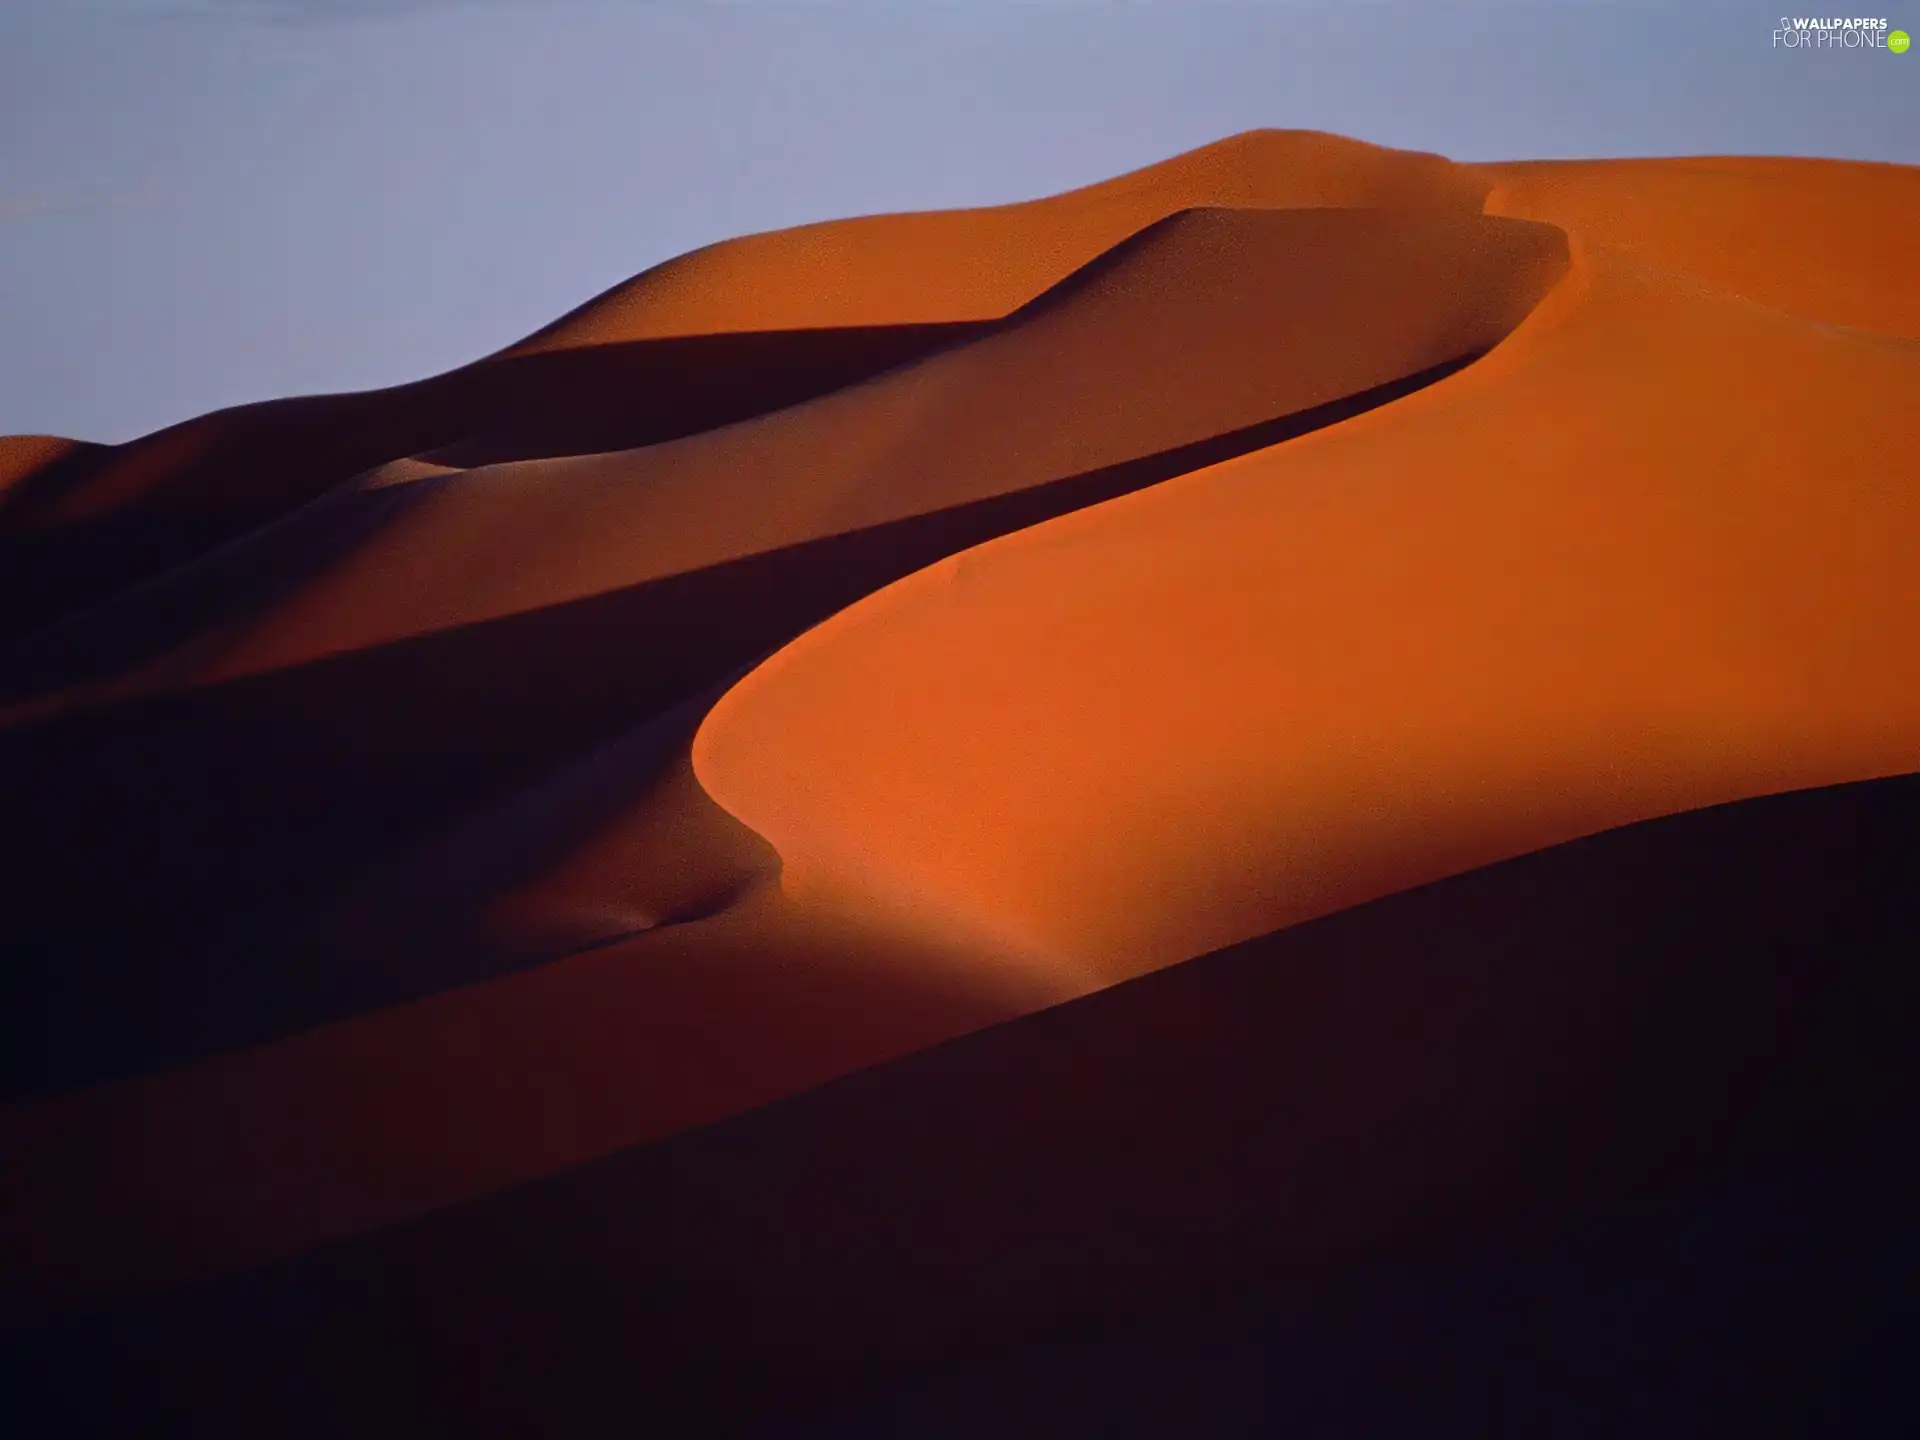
{"left": 2, "top": 131, "right": 1918, "bottom": 1409}
{"left": 503, "top": 129, "right": 1491, "bottom": 351}
{"left": 1480, "top": 155, "right": 1920, "bottom": 338}
{"left": 0, "top": 130, "right": 1473, "bottom": 636}
{"left": 691, "top": 235, "right": 1920, "bottom": 982}
{"left": 0, "top": 202, "right": 1565, "bottom": 1295}
{"left": 11, "top": 205, "right": 1561, "bottom": 707}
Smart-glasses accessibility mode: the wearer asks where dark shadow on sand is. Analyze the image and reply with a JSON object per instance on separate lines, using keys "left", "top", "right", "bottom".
{"left": 5, "top": 771, "right": 1915, "bottom": 1436}
{"left": 0, "top": 321, "right": 990, "bottom": 643}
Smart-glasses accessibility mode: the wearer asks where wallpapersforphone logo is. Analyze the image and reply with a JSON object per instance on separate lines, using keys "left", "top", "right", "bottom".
{"left": 1772, "top": 16, "right": 1909, "bottom": 49}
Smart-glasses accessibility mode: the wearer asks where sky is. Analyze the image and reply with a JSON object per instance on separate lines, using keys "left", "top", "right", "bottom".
{"left": 2, "top": 0, "right": 1915, "bottom": 443}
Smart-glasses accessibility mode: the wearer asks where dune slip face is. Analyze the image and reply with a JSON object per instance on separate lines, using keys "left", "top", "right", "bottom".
{"left": 2, "top": 130, "right": 1918, "bottom": 1436}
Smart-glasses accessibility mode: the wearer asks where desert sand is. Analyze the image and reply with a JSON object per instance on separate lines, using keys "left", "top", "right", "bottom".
{"left": 1, "top": 130, "right": 1916, "bottom": 1435}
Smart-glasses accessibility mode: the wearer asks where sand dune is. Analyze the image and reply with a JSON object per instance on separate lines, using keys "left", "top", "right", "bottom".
{"left": 0, "top": 325, "right": 983, "bottom": 641}
{"left": 0, "top": 202, "right": 1565, "bottom": 1292}
{"left": 11, "top": 205, "right": 1562, "bottom": 705}
{"left": 0, "top": 130, "right": 1476, "bottom": 641}
{"left": 692, "top": 229, "right": 1920, "bottom": 982}
{"left": 503, "top": 129, "right": 1492, "bottom": 350}
{"left": 1, "top": 130, "right": 1917, "bottom": 1435}
{"left": 0, "top": 205, "right": 1560, "bottom": 1096}
{"left": 1480, "top": 155, "right": 1920, "bottom": 338}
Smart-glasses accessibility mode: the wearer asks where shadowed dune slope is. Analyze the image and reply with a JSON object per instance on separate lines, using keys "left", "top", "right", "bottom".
{"left": 0, "top": 324, "right": 986, "bottom": 639}
{"left": 6, "top": 773, "right": 1917, "bottom": 1435}
{"left": 692, "top": 236, "right": 1920, "bottom": 983}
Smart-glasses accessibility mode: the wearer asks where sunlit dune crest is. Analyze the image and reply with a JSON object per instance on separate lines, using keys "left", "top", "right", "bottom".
{"left": 499, "top": 129, "right": 1493, "bottom": 351}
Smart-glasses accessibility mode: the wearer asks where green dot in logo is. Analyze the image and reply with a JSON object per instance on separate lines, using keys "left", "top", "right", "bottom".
{"left": 1891, "top": 29, "right": 1912, "bottom": 53}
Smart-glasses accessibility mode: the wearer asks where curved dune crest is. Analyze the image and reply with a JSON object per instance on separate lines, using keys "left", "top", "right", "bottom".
{"left": 693, "top": 238, "right": 1920, "bottom": 980}
{"left": 501, "top": 129, "right": 1492, "bottom": 352}
{"left": 1479, "top": 155, "right": 1920, "bottom": 338}
{"left": 16, "top": 205, "right": 1564, "bottom": 703}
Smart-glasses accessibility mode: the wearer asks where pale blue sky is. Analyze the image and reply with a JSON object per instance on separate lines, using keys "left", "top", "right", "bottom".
{"left": 2, "top": 1, "right": 1914, "bottom": 442}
